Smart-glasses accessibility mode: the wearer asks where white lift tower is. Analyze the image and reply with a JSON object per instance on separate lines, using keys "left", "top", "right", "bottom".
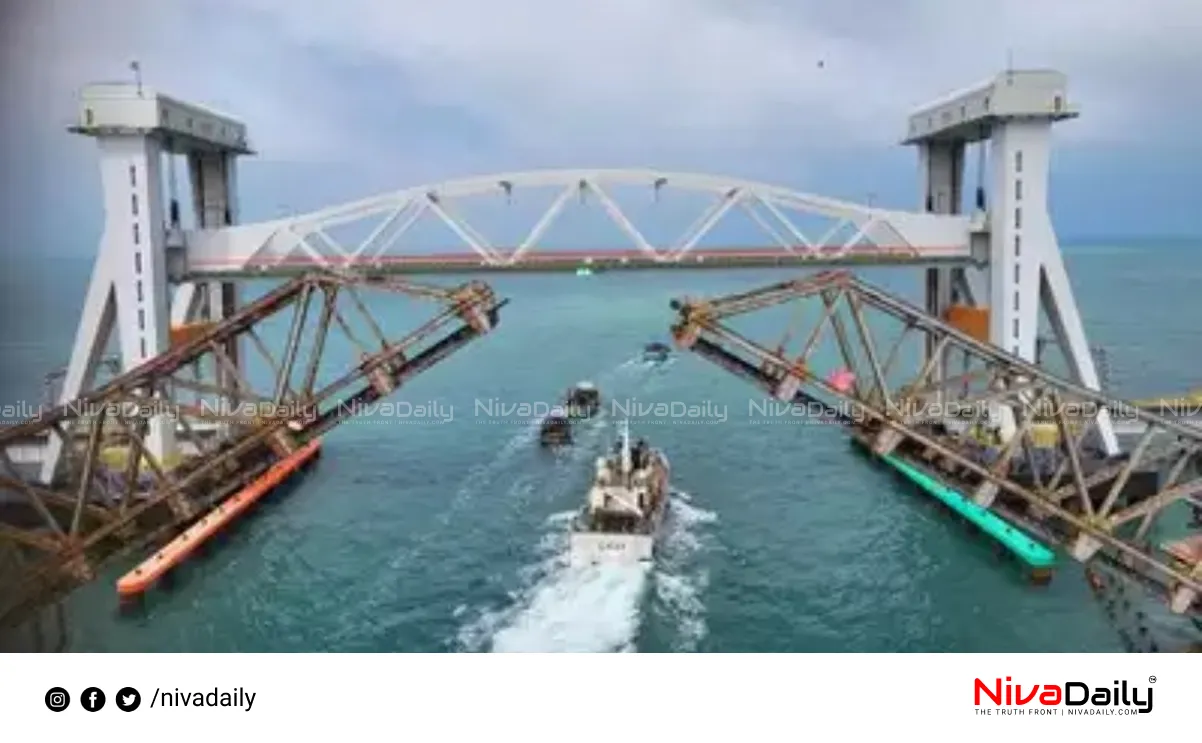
{"left": 40, "top": 82, "right": 253, "bottom": 484}
{"left": 904, "top": 68, "right": 1118, "bottom": 456}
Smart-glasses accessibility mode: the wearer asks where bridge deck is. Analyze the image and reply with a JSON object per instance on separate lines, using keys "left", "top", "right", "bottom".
{"left": 185, "top": 247, "right": 975, "bottom": 278}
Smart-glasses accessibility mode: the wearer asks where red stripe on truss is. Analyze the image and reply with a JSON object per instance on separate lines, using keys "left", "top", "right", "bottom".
{"left": 188, "top": 245, "right": 971, "bottom": 268}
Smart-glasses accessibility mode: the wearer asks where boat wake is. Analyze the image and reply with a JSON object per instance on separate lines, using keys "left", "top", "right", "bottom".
{"left": 618, "top": 355, "right": 676, "bottom": 374}
{"left": 444, "top": 353, "right": 640, "bottom": 523}
{"left": 650, "top": 491, "right": 715, "bottom": 651}
{"left": 455, "top": 491, "right": 717, "bottom": 652}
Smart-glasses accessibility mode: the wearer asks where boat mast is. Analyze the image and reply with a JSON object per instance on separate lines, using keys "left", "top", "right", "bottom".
{"left": 619, "top": 419, "right": 632, "bottom": 482}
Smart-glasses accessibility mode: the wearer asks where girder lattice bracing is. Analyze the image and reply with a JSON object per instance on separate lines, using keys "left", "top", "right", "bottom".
{"left": 670, "top": 270, "right": 1202, "bottom": 635}
{"left": 183, "top": 169, "right": 972, "bottom": 276}
{"left": 0, "top": 271, "right": 505, "bottom": 631}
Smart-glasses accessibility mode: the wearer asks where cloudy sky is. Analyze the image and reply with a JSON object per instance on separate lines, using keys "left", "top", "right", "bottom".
{"left": 2, "top": 0, "right": 1200, "bottom": 257}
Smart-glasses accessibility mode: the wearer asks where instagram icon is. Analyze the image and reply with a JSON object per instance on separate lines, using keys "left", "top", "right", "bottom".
{"left": 44, "top": 687, "right": 70, "bottom": 712}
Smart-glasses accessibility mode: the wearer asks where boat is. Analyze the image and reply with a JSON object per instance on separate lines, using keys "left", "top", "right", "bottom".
{"left": 539, "top": 414, "right": 573, "bottom": 446}
{"left": 538, "top": 382, "right": 601, "bottom": 446}
{"left": 569, "top": 421, "right": 671, "bottom": 566}
{"left": 642, "top": 341, "right": 671, "bottom": 364}
{"left": 563, "top": 381, "right": 601, "bottom": 419}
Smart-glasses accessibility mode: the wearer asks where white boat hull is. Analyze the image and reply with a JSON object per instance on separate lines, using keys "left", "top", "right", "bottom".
{"left": 569, "top": 531, "right": 655, "bottom": 567}
{"left": 570, "top": 422, "right": 670, "bottom": 567}
{"left": 569, "top": 490, "right": 669, "bottom": 567}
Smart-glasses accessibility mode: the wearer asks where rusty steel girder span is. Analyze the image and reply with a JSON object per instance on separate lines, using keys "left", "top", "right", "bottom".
{"left": 670, "top": 270, "right": 1202, "bottom": 641}
{"left": 0, "top": 271, "right": 506, "bottom": 632}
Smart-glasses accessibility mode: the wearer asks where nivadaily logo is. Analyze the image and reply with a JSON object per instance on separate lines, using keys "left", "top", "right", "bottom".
{"left": 974, "top": 677, "right": 1153, "bottom": 715}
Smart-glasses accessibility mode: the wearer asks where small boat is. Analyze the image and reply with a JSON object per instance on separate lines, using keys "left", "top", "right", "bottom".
{"left": 642, "top": 342, "right": 671, "bottom": 364}
{"left": 539, "top": 382, "right": 601, "bottom": 446}
{"left": 563, "top": 381, "right": 601, "bottom": 419}
{"left": 539, "top": 414, "right": 573, "bottom": 446}
{"left": 569, "top": 421, "right": 671, "bottom": 566}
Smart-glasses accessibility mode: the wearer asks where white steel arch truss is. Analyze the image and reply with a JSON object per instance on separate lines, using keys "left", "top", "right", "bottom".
{"left": 184, "top": 169, "right": 972, "bottom": 272}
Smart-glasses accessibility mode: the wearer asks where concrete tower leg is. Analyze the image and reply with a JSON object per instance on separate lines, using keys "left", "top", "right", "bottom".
{"left": 41, "top": 83, "right": 255, "bottom": 484}
{"left": 172, "top": 151, "right": 244, "bottom": 423}
{"left": 41, "top": 134, "right": 176, "bottom": 483}
{"left": 988, "top": 119, "right": 1117, "bottom": 455}
{"left": 919, "top": 140, "right": 965, "bottom": 399}
{"left": 904, "top": 70, "right": 1117, "bottom": 457}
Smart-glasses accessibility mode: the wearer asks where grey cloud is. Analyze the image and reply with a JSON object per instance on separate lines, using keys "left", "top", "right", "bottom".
{"left": 216, "top": 0, "right": 1201, "bottom": 149}
{"left": 4, "top": 0, "right": 1201, "bottom": 174}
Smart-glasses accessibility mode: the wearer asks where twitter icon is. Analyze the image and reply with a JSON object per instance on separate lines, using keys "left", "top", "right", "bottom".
{"left": 116, "top": 687, "right": 141, "bottom": 712}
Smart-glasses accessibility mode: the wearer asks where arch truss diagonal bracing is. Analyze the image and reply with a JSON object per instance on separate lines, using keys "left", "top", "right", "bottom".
{"left": 670, "top": 270, "right": 1202, "bottom": 647}
{"left": 183, "top": 169, "right": 974, "bottom": 276}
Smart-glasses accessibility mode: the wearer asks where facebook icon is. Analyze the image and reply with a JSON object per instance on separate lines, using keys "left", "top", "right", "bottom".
{"left": 80, "top": 687, "right": 106, "bottom": 712}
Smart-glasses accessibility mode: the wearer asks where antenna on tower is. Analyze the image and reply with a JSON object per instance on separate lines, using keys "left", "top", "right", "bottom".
{"left": 130, "top": 61, "right": 143, "bottom": 97}
{"left": 1005, "top": 49, "right": 1015, "bottom": 77}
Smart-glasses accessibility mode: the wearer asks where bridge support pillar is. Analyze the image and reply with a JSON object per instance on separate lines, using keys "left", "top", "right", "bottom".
{"left": 41, "top": 83, "right": 254, "bottom": 484}
{"left": 43, "top": 128, "right": 175, "bottom": 482}
{"left": 917, "top": 139, "right": 966, "bottom": 405}
{"left": 904, "top": 70, "right": 1118, "bottom": 456}
{"left": 986, "top": 111, "right": 1118, "bottom": 456}
{"left": 174, "top": 149, "right": 246, "bottom": 436}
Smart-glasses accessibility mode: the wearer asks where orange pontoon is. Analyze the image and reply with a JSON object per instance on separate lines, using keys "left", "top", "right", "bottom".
{"left": 116, "top": 438, "right": 322, "bottom": 599}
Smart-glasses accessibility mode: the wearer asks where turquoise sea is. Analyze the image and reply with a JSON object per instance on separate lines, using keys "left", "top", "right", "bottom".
{"left": 1, "top": 241, "right": 1200, "bottom": 652}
